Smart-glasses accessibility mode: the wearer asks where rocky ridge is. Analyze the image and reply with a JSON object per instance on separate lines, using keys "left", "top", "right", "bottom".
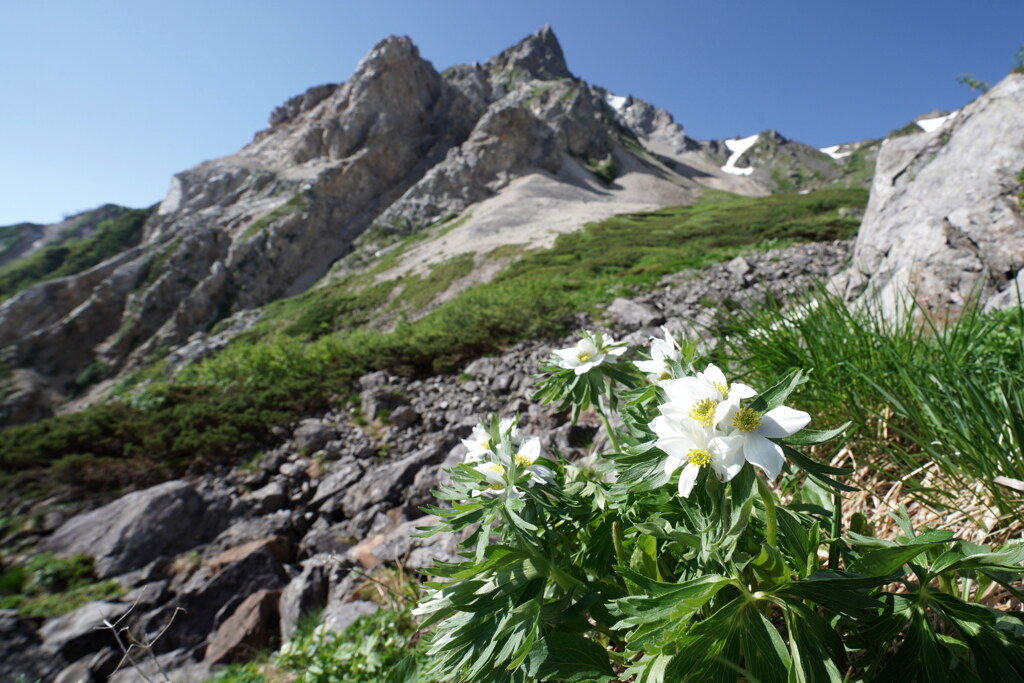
{"left": 0, "top": 27, "right": 862, "bottom": 425}
{"left": 0, "top": 239, "right": 851, "bottom": 682}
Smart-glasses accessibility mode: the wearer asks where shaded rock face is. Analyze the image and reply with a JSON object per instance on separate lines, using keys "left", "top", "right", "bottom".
{"left": 835, "top": 73, "right": 1024, "bottom": 316}
{"left": 42, "top": 480, "right": 214, "bottom": 579}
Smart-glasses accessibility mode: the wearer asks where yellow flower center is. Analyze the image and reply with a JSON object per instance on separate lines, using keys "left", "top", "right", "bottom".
{"left": 658, "top": 370, "right": 672, "bottom": 380}
{"left": 686, "top": 448, "right": 712, "bottom": 467}
{"left": 488, "top": 463, "right": 504, "bottom": 475}
{"left": 732, "top": 407, "right": 763, "bottom": 432}
{"left": 689, "top": 398, "right": 717, "bottom": 427}
{"left": 577, "top": 351, "right": 591, "bottom": 362}
{"left": 514, "top": 453, "right": 532, "bottom": 467}
{"left": 714, "top": 382, "right": 729, "bottom": 398}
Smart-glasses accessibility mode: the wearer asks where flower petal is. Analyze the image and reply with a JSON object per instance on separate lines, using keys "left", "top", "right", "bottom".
{"left": 678, "top": 464, "right": 700, "bottom": 497}
{"left": 759, "top": 406, "right": 811, "bottom": 439}
{"left": 742, "top": 433, "right": 786, "bottom": 480}
{"left": 709, "top": 435, "right": 745, "bottom": 481}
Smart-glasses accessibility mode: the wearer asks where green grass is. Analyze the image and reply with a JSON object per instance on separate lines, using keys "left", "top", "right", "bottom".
{"left": 0, "top": 208, "right": 153, "bottom": 300}
{"left": 715, "top": 287, "right": 1024, "bottom": 519}
{"left": 0, "top": 551, "right": 123, "bottom": 618}
{"left": 0, "top": 188, "right": 867, "bottom": 503}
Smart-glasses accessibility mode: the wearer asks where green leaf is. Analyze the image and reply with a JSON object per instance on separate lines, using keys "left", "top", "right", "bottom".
{"left": 385, "top": 654, "right": 419, "bottom": 683}
{"left": 663, "top": 599, "right": 745, "bottom": 682}
{"left": 610, "top": 572, "right": 732, "bottom": 628}
{"left": 782, "top": 599, "right": 845, "bottom": 683}
{"left": 749, "top": 368, "right": 809, "bottom": 414}
{"left": 737, "top": 603, "right": 791, "bottom": 683}
{"left": 849, "top": 541, "right": 951, "bottom": 577}
{"left": 773, "top": 572, "right": 886, "bottom": 620}
{"left": 781, "top": 421, "right": 851, "bottom": 446}
{"left": 629, "top": 533, "right": 662, "bottom": 582}
{"left": 781, "top": 443, "right": 857, "bottom": 492}
{"left": 535, "top": 632, "right": 615, "bottom": 682}
{"left": 931, "top": 540, "right": 1024, "bottom": 576}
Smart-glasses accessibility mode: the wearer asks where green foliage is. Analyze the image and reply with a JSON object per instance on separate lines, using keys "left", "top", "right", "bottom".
{"left": 67, "top": 360, "right": 110, "bottom": 397}
{"left": 889, "top": 120, "right": 924, "bottom": 138}
{"left": 0, "top": 208, "right": 152, "bottom": 300}
{"left": 956, "top": 73, "right": 990, "bottom": 93}
{"left": 412, "top": 335, "right": 1024, "bottom": 681}
{"left": 716, "top": 289, "right": 1024, "bottom": 517}
{"left": 0, "top": 552, "right": 122, "bottom": 618}
{"left": 213, "top": 607, "right": 427, "bottom": 682}
{"left": 392, "top": 252, "right": 475, "bottom": 314}
{"left": 586, "top": 155, "right": 618, "bottom": 185}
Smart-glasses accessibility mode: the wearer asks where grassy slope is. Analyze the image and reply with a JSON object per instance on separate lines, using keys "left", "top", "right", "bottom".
{"left": 0, "top": 207, "right": 154, "bottom": 300}
{"left": 0, "top": 188, "right": 867, "bottom": 505}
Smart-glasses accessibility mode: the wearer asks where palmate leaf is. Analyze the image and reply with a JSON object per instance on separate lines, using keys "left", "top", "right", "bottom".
{"left": 609, "top": 571, "right": 732, "bottom": 629}
{"left": 927, "top": 592, "right": 1024, "bottom": 680}
{"left": 781, "top": 598, "right": 845, "bottom": 683}
{"left": 533, "top": 632, "right": 616, "bottom": 682}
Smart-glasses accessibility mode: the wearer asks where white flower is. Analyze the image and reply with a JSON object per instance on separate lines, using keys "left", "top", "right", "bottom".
{"left": 462, "top": 417, "right": 517, "bottom": 463}
{"left": 634, "top": 327, "right": 682, "bottom": 381}
{"left": 552, "top": 331, "right": 627, "bottom": 375}
{"left": 500, "top": 435, "right": 554, "bottom": 487}
{"left": 651, "top": 414, "right": 743, "bottom": 496}
{"left": 716, "top": 402, "right": 811, "bottom": 480}
{"left": 468, "top": 430, "right": 552, "bottom": 497}
{"left": 472, "top": 461, "right": 512, "bottom": 497}
{"left": 658, "top": 364, "right": 756, "bottom": 429}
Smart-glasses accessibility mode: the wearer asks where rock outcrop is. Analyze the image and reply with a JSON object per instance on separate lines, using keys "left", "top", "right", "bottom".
{"left": 835, "top": 73, "right": 1024, "bottom": 315}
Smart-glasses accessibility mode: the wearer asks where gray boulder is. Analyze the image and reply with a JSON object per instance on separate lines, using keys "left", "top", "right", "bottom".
{"left": 39, "top": 600, "right": 132, "bottom": 663}
{"left": 43, "top": 481, "right": 208, "bottom": 579}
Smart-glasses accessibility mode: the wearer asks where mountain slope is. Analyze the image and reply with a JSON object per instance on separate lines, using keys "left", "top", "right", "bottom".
{"left": 0, "top": 27, "right": 874, "bottom": 424}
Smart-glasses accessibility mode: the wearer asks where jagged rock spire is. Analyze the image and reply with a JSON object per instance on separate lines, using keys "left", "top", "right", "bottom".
{"left": 486, "top": 25, "right": 572, "bottom": 81}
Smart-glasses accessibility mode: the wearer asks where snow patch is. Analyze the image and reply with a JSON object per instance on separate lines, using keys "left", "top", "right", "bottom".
{"left": 721, "top": 134, "right": 759, "bottom": 176}
{"left": 917, "top": 111, "right": 959, "bottom": 133}
{"left": 605, "top": 93, "right": 628, "bottom": 113}
{"left": 820, "top": 144, "right": 851, "bottom": 160}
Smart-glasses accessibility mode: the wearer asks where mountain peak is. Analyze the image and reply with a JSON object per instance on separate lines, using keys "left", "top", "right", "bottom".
{"left": 486, "top": 25, "right": 572, "bottom": 82}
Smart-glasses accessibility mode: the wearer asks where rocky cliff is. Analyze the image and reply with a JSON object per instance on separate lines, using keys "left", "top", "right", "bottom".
{"left": 834, "top": 73, "right": 1024, "bottom": 314}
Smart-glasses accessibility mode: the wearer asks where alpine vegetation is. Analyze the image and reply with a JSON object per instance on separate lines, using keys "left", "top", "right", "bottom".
{"left": 412, "top": 330, "right": 1024, "bottom": 682}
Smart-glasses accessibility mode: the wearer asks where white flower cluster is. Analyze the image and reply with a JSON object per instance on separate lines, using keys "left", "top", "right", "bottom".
{"left": 461, "top": 418, "right": 553, "bottom": 498}
{"left": 651, "top": 361, "right": 810, "bottom": 497}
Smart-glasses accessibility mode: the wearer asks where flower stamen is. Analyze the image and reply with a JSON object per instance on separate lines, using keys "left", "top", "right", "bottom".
{"left": 732, "top": 406, "right": 763, "bottom": 432}
{"left": 713, "top": 382, "right": 729, "bottom": 398}
{"left": 686, "top": 448, "right": 712, "bottom": 467}
{"left": 689, "top": 398, "right": 717, "bottom": 427}
{"left": 577, "top": 351, "right": 591, "bottom": 362}
{"left": 513, "top": 453, "right": 532, "bottom": 467}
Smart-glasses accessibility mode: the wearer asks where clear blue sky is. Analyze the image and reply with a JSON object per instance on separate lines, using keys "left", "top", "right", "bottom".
{"left": 2, "top": 0, "right": 1022, "bottom": 225}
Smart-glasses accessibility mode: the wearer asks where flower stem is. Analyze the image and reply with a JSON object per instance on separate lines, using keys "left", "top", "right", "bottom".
{"left": 599, "top": 411, "right": 621, "bottom": 453}
{"left": 756, "top": 475, "right": 778, "bottom": 548}
{"left": 597, "top": 397, "right": 621, "bottom": 453}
